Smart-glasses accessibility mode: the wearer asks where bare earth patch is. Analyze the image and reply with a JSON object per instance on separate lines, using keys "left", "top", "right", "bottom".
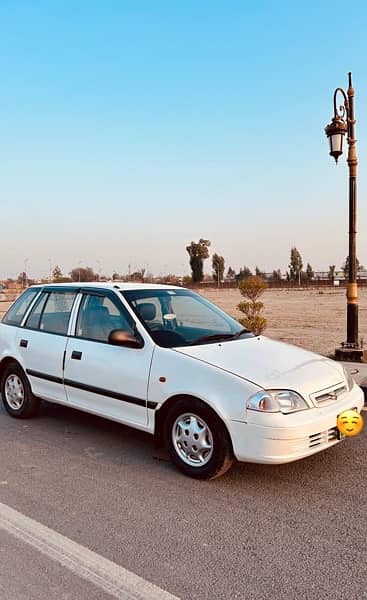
{"left": 200, "top": 287, "right": 367, "bottom": 357}
{"left": 1, "top": 287, "right": 366, "bottom": 357}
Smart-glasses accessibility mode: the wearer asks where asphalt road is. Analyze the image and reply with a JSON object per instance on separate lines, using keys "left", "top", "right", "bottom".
{"left": 0, "top": 399, "right": 366, "bottom": 600}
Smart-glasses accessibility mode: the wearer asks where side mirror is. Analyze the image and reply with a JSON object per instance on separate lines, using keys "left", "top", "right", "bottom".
{"left": 108, "top": 329, "right": 144, "bottom": 349}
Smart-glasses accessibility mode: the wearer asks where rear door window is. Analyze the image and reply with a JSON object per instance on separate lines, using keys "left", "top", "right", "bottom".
{"left": 24, "top": 291, "right": 77, "bottom": 335}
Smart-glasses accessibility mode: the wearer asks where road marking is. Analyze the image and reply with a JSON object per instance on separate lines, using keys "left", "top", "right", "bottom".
{"left": 0, "top": 501, "right": 180, "bottom": 600}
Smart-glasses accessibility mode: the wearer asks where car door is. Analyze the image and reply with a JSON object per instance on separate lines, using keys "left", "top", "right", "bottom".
{"left": 18, "top": 289, "right": 78, "bottom": 402}
{"left": 63, "top": 290, "right": 155, "bottom": 426}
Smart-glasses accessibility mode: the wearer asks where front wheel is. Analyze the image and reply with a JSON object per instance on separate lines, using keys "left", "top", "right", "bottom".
{"left": 164, "top": 398, "right": 234, "bottom": 479}
{"left": 1, "top": 362, "right": 40, "bottom": 418}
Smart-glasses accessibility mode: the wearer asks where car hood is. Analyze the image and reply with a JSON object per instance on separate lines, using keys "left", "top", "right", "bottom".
{"left": 175, "top": 336, "right": 345, "bottom": 396}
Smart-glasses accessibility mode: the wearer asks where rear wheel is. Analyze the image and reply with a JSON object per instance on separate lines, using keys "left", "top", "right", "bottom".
{"left": 164, "top": 398, "right": 234, "bottom": 479}
{"left": 1, "top": 362, "right": 40, "bottom": 418}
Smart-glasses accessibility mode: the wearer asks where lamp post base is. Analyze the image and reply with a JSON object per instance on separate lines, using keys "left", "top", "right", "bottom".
{"left": 334, "top": 346, "right": 366, "bottom": 362}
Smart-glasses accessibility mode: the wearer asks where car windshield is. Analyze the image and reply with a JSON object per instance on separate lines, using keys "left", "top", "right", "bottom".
{"left": 121, "top": 288, "right": 254, "bottom": 348}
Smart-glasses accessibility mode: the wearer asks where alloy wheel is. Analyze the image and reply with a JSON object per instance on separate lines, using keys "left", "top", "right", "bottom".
{"left": 172, "top": 413, "right": 214, "bottom": 467}
{"left": 4, "top": 374, "right": 25, "bottom": 410}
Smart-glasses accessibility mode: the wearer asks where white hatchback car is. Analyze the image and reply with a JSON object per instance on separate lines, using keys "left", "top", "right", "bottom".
{"left": 0, "top": 283, "right": 364, "bottom": 479}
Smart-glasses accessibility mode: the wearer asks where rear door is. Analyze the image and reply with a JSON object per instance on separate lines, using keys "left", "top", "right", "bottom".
{"left": 18, "top": 289, "right": 77, "bottom": 402}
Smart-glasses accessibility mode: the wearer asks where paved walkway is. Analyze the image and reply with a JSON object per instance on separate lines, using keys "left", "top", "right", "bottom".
{"left": 341, "top": 361, "right": 367, "bottom": 384}
{"left": 341, "top": 361, "right": 367, "bottom": 405}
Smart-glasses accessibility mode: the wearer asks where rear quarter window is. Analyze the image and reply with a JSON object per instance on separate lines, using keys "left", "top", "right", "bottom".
{"left": 1, "top": 288, "right": 40, "bottom": 326}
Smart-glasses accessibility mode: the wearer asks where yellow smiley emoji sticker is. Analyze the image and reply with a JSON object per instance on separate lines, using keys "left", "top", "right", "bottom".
{"left": 337, "top": 410, "right": 364, "bottom": 437}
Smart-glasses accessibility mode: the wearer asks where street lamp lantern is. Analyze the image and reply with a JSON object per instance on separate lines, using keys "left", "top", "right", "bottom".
{"left": 325, "top": 72, "right": 362, "bottom": 361}
{"left": 325, "top": 115, "right": 348, "bottom": 163}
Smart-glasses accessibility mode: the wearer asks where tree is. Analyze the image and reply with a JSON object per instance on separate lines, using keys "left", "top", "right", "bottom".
{"left": 227, "top": 266, "right": 236, "bottom": 280}
{"left": 130, "top": 268, "right": 145, "bottom": 282}
{"left": 306, "top": 263, "right": 314, "bottom": 281}
{"left": 70, "top": 266, "right": 96, "bottom": 282}
{"left": 235, "top": 266, "right": 252, "bottom": 282}
{"left": 186, "top": 238, "right": 211, "bottom": 283}
{"left": 255, "top": 266, "right": 266, "bottom": 279}
{"left": 272, "top": 269, "right": 282, "bottom": 281}
{"left": 328, "top": 265, "right": 336, "bottom": 283}
{"left": 212, "top": 253, "right": 225, "bottom": 285}
{"left": 162, "top": 274, "right": 179, "bottom": 284}
{"left": 17, "top": 272, "right": 27, "bottom": 287}
{"left": 341, "top": 256, "right": 363, "bottom": 278}
{"left": 52, "top": 265, "right": 63, "bottom": 282}
{"left": 237, "top": 276, "right": 267, "bottom": 335}
{"left": 289, "top": 247, "right": 303, "bottom": 285}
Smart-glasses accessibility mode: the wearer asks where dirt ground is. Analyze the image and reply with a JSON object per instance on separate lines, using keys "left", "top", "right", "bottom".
{"left": 1, "top": 287, "right": 367, "bottom": 357}
{"left": 200, "top": 286, "right": 367, "bottom": 357}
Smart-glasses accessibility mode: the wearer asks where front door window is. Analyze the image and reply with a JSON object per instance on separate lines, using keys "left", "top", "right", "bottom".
{"left": 75, "top": 293, "right": 134, "bottom": 343}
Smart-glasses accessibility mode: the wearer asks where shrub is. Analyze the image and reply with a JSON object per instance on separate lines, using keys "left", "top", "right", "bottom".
{"left": 237, "top": 276, "right": 267, "bottom": 334}
{"left": 182, "top": 275, "right": 193, "bottom": 287}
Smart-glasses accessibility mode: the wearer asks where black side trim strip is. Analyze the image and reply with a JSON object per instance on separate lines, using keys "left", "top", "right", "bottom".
{"left": 63, "top": 378, "right": 157, "bottom": 409}
{"left": 26, "top": 370, "right": 158, "bottom": 410}
{"left": 26, "top": 369, "right": 63, "bottom": 385}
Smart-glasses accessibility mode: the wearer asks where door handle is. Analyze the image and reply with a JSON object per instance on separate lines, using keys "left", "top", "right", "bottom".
{"left": 20, "top": 339, "right": 28, "bottom": 348}
{"left": 71, "top": 350, "right": 82, "bottom": 360}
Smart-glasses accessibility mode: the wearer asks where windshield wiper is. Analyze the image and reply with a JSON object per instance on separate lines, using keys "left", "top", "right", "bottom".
{"left": 191, "top": 328, "right": 252, "bottom": 346}
{"left": 191, "top": 333, "right": 239, "bottom": 346}
{"left": 231, "top": 328, "right": 251, "bottom": 340}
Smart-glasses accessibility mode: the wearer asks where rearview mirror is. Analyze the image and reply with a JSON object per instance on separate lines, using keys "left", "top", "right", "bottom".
{"left": 108, "top": 329, "right": 143, "bottom": 349}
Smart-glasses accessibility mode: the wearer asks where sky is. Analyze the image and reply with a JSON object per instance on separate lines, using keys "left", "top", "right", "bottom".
{"left": 1, "top": 0, "right": 367, "bottom": 279}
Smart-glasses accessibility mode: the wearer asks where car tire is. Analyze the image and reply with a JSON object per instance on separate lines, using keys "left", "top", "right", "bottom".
{"left": 1, "top": 362, "right": 40, "bottom": 419}
{"left": 164, "top": 398, "right": 234, "bottom": 479}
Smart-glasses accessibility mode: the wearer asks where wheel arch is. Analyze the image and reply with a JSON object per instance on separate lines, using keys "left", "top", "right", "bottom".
{"left": 0, "top": 357, "right": 24, "bottom": 382}
{"left": 0, "top": 356, "right": 40, "bottom": 419}
{"left": 154, "top": 393, "right": 233, "bottom": 451}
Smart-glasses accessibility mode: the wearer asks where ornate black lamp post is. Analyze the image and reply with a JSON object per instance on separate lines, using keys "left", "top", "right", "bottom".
{"left": 325, "top": 72, "right": 362, "bottom": 361}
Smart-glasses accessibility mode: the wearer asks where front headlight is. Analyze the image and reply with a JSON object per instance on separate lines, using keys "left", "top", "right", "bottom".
{"left": 247, "top": 390, "right": 308, "bottom": 414}
{"left": 342, "top": 366, "right": 355, "bottom": 392}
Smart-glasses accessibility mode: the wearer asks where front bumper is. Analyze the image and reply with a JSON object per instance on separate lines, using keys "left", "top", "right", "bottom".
{"left": 229, "top": 384, "right": 364, "bottom": 464}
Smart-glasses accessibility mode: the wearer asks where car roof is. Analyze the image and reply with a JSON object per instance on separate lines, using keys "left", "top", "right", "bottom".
{"left": 29, "top": 282, "right": 185, "bottom": 292}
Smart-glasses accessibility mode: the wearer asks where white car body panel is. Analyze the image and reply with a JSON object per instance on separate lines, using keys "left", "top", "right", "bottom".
{"left": 148, "top": 346, "right": 260, "bottom": 423}
{"left": 15, "top": 328, "right": 68, "bottom": 403}
{"left": 231, "top": 384, "right": 363, "bottom": 463}
{"left": 175, "top": 336, "right": 346, "bottom": 401}
{"left": 63, "top": 335, "right": 154, "bottom": 426}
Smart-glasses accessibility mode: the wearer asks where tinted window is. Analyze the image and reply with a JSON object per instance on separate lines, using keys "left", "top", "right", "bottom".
{"left": 24, "top": 292, "right": 49, "bottom": 330}
{"left": 2, "top": 288, "right": 40, "bottom": 326}
{"left": 76, "top": 293, "right": 134, "bottom": 342}
{"left": 38, "top": 291, "right": 77, "bottom": 335}
{"left": 170, "top": 294, "right": 232, "bottom": 331}
{"left": 123, "top": 289, "right": 250, "bottom": 347}
{"left": 131, "top": 296, "right": 163, "bottom": 327}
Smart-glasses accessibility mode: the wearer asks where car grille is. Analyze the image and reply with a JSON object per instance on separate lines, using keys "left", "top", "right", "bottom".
{"left": 310, "top": 383, "right": 347, "bottom": 407}
{"left": 309, "top": 426, "right": 339, "bottom": 448}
